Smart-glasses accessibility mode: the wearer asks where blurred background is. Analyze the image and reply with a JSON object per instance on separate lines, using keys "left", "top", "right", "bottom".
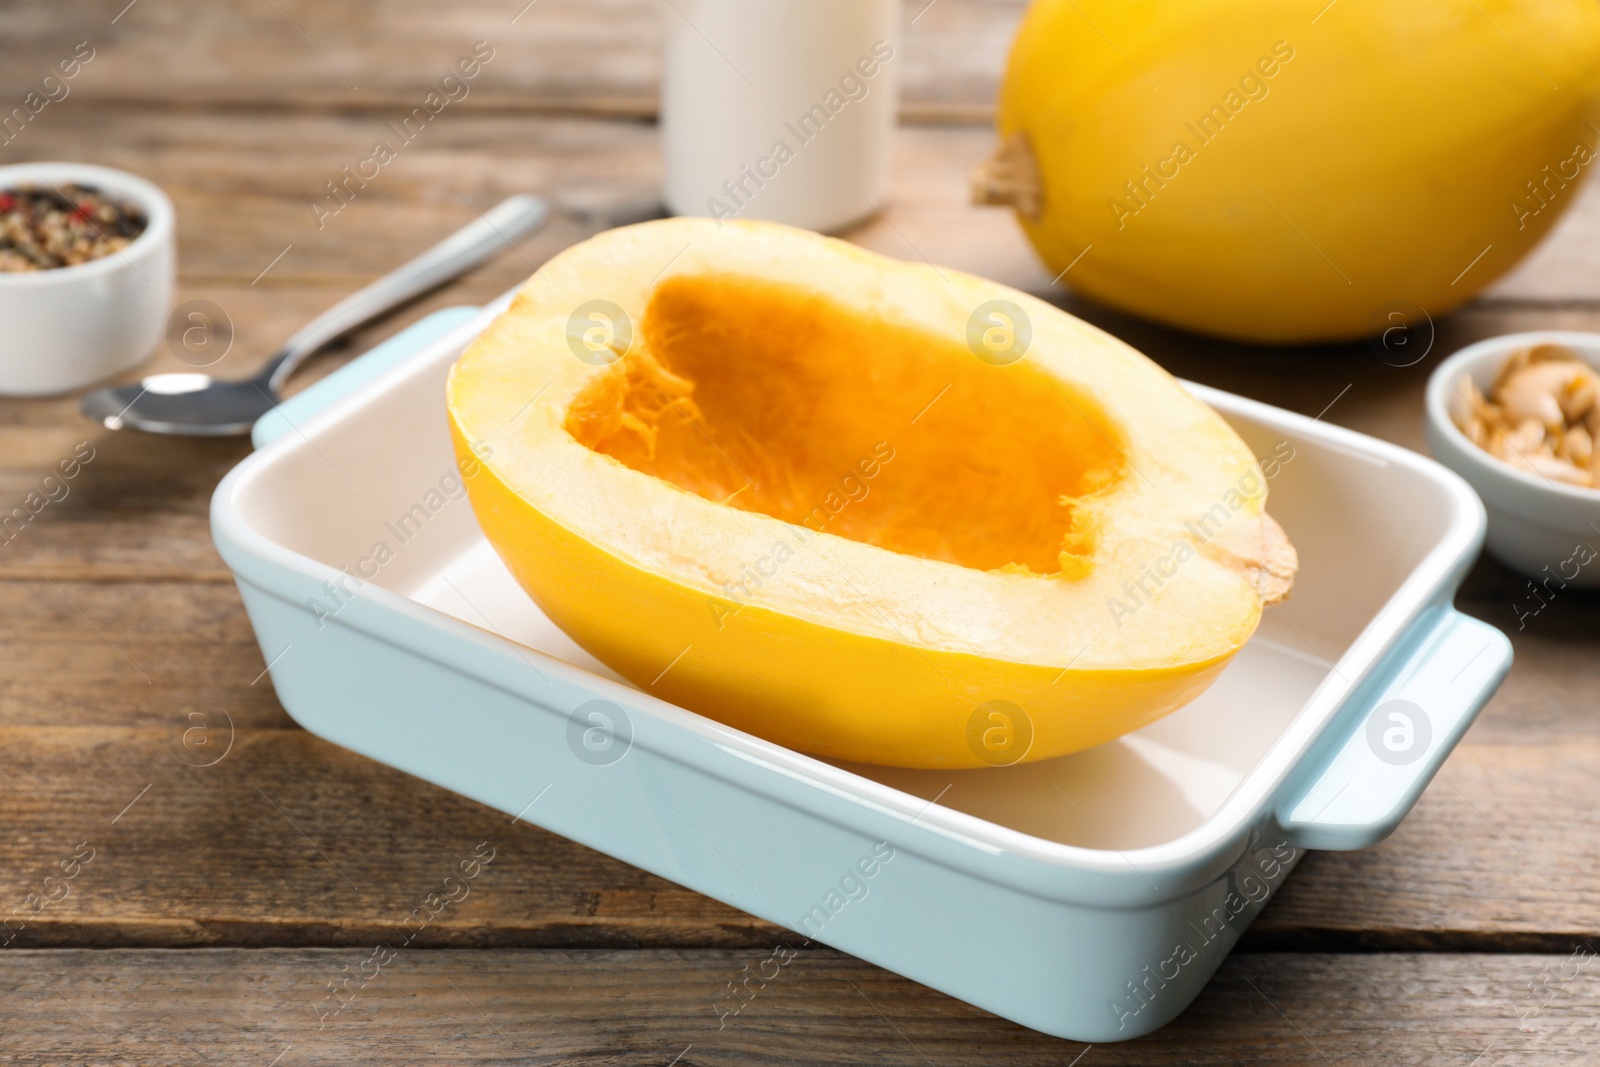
{"left": 5, "top": 0, "right": 1598, "bottom": 440}
{"left": 0, "top": 0, "right": 1035, "bottom": 327}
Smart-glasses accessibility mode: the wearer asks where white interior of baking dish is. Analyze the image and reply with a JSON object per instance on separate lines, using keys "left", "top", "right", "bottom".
{"left": 238, "top": 325, "right": 1460, "bottom": 852}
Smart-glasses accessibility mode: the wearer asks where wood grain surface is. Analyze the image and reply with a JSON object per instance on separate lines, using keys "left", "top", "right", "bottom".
{"left": 4, "top": 949, "right": 1599, "bottom": 1066}
{"left": 0, "top": 0, "right": 1024, "bottom": 120}
{"left": 2, "top": 1, "right": 1599, "bottom": 1061}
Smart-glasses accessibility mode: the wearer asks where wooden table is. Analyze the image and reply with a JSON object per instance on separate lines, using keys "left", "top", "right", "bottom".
{"left": 3, "top": 2, "right": 1598, "bottom": 1062}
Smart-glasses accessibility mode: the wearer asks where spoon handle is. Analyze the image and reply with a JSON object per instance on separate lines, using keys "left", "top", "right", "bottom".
{"left": 260, "top": 195, "right": 550, "bottom": 392}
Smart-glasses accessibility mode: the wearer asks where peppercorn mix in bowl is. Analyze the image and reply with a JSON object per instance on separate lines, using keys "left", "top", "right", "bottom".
{"left": 0, "top": 162, "right": 173, "bottom": 396}
{"left": 0, "top": 183, "right": 148, "bottom": 273}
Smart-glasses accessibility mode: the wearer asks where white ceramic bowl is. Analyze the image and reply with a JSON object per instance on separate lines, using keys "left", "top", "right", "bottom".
{"left": 1425, "top": 331, "right": 1600, "bottom": 588}
{"left": 0, "top": 162, "right": 174, "bottom": 396}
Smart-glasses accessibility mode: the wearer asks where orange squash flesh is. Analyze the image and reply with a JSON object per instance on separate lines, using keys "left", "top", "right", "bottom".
{"left": 565, "top": 273, "right": 1125, "bottom": 576}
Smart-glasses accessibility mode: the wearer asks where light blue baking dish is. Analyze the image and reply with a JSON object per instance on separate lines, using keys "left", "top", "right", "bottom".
{"left": 213, "top": 297, "right": 1510, "bottom": 1041}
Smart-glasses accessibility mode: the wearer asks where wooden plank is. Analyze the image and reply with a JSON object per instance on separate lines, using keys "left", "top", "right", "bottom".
{"left": 0, "top": 582, "right": 289, "bottom": 728}
{"left": 0, "top": 724, "right": 768, "bottom": 951}
{"left": 0, "top": 0, "right": 1022, "bottom": 121}
{"left": 3, "top": 103, "right": 1593, "bottom": 305}
{"left": 0, "top": 110, "right": 1037, "bottom": 287}
{"left": 0, "top": 706, "right": 1596, "bottom": 949}
{"left": 0, "top": 948, "right": 1594, "bottom": 1064}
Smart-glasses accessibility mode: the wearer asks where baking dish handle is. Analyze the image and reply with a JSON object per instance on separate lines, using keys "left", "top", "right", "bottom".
{"left": 251, "top": 305, "right": 482, "bottom": 449}
{"left": 1275, "top": 607, "right": 1511, "bottom": 852}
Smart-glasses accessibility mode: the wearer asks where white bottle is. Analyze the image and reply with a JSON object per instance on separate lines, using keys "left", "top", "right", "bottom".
{"left": 661, "top": 0, "right": 899, "bottom": 234}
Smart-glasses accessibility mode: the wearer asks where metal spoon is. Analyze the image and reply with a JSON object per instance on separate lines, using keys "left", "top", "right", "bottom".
{"left": 80, "top": 195, "right": 550, "bottom": 436}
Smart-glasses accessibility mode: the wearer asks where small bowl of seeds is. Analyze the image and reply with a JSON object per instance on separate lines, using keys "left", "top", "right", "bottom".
{"left": 1426, "top": 332, "right": 1600, "bottom": 587}
{"left": 0, "top": 162, "right": 174, "bottom": 396}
